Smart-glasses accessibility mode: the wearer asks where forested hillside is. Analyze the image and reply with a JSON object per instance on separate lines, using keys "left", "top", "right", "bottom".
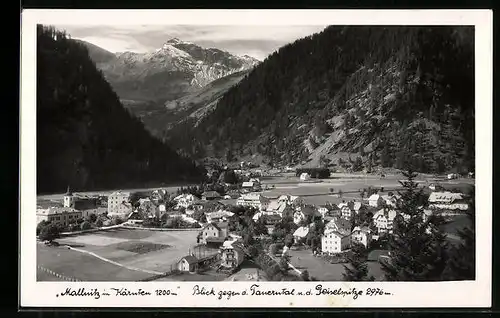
{"left": 37, "top": 25, "right": 206, "bottom": 194}
{"left": 167, "top": 26, "right": 474, "bottom": 174}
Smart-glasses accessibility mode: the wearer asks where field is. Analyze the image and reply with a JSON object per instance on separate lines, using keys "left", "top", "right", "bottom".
{"left": 37, "top": 228, "right": 205, "bottom": 281}
{"left": 288, "top": 249, "right": 384, "bottom": 281}
{"left": 260, "top": 173, "right": 474, "bottom": 206}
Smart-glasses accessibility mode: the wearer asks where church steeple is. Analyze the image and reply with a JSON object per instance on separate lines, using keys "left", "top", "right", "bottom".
{"left": 65, "top": 185, "right": 73, "bottom": 196}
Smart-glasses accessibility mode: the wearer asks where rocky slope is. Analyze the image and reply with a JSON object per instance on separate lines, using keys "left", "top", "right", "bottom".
{"left": 167, "top": 26, "right": 474, "bottom": 174}
{"left": 141, "top": 69, "right": 251, "bottom": 139}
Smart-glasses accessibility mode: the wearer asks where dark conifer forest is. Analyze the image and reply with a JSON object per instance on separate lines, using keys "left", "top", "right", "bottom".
{"left": 166, "top": 26, "right": 474, "bottom": 174}
{"left": 36, "top": 25, "right": 205, "bottom": 194}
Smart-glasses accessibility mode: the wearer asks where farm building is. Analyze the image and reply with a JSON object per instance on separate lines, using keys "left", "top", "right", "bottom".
{"left": 178, "top": 255, "right": 199, "bottom": 272}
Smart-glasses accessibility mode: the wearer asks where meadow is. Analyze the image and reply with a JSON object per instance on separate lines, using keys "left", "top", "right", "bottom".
{"left": 37, "top": 228, "right": 202, "bottom": 281}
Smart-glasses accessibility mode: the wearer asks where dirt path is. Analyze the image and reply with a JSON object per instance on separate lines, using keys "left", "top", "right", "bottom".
{"left": 66, "top": 245, "right": 164, "bottom": 275}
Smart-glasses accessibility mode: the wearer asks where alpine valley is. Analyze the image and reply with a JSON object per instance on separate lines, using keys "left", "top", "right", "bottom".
{"left": 165, "top": 26, "right": 475, "bottom": 175}
{"left": 80, "top": 38, "right": 259, "bottom": 134}
{"left": 81, "top": 26, "right": 474, "bottom": 175}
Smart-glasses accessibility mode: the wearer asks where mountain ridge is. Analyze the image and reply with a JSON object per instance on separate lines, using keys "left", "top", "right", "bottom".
{"left": 81, "top": 38, "right": 260, "bottom": 104}
{"left": 166, "top": 26, "right": 474, "bottom": 174}
{"left": 37, "top": 26, "right": 206, "bottom": 194}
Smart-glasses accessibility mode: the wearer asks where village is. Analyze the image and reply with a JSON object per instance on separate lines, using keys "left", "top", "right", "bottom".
{"left": 36, "top": 163, "right": 474, "bottom": 282}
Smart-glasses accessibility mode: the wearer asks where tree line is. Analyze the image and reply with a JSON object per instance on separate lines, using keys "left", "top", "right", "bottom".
{"left": 37, "top": 25, "right": 206, "bottom": 194}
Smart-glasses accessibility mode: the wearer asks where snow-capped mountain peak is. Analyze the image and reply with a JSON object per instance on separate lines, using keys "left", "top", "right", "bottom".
{"left": 87, "top": 38, "right": 260, "bottom": 102}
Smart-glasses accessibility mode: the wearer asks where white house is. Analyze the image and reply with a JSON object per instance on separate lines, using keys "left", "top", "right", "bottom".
{"left": 299, "top": 173, "right": 311, "bottom": 181}
{"left": 107, "top": 191, "right": 131, "bottom": 216}
{"left": 293, "top": 205, "right": 320, "bottom": 225}
{"left": 173, "top": 194, "right": 197, "bottom": 209}
{"left": 293, "top": 226, "right": 310, "bottom": 243}
{"left": 381, "top": 194, "right": 401, "bottom": 208}
{"left": 372, "top": 209, "right": 398, "bottom": 234}
{"left": 318, "top": 206, "right": 329, "bottom": 218}
{"left": 265, "top": 200, "right": 294, "bottom": 217}
{"left": 206, "top": 210, "right": 234, "bottom": 223}
{"left": 353, "top": 202, "right": 364, "bottom": 214}
{"left": 199, "top": 222, "right": 228, "bottom": 244}
{"left": 36, "top": 207, "right": 82, "bottom": 227}
{"left": 338, "top": 202, "right": 354, "bottom": 219}
{"left": 351, "top": 226, "right": 373, "bottom": 248}
{"left": 321, "top": 227, "right": 351, "bottom": 254}
{"left": 236, "top": 193, "right": 270, "bottom": 211}
{"left": 220, "top": 241, "right": 245, "bottom": 269}
{"left": 277, "top": 195, "right": 303, "bottom": 206}
{"left": 428, "top": 192, "right": 469, "bottom": 211}
{"left": 242, "top": 181, "right": 255, "bottom": 190}
{"left": 368, "top": 194, "right": 384, "bottom": 208}
{"left": 178, "top": 255, "right": 198, "bottom": 272}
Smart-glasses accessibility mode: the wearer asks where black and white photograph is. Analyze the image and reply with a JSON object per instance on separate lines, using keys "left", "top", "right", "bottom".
{"left": 21, "top": 9, "right": 492, "bottom": 308}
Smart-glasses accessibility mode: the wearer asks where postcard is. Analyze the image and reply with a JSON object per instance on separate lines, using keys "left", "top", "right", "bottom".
{"left": 20, "top": 9, "right": 492, "bottom": 308}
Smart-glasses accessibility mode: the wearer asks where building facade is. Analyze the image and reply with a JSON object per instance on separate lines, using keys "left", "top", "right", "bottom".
{"left": 107, "top": 191, "right": 131, "bottom": 216}
{"left": 236, "top": 193, "right": 270, "bottom": 211}
{"left": 351, "top": 226, "right": 372, "bottom": 248}
{"left": 321, "top": 229, "right": 351, "bottom": 254}
{"left": 372, "top": 209, "right": 398, "bottom": 234}
{"left": 36, "top": 207, "right": 82, "bottom": 227}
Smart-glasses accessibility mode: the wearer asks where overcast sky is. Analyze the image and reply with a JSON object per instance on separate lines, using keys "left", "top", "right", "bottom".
{"left": 55, "top": 25, "right": 327, "bottom": 60}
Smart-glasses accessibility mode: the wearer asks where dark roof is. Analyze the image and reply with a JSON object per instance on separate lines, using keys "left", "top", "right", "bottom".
{"left": 301, "top": 206, "right": 321, "bottom": 217}
{"left": 206, "top": 237, "right": 226, "bottom": 243}
{"left": 203, "top": 222, "right": 221, "bottom": 231}
{"left": 264, "top": 214, "right": 282, "bottom": 221}
{"left": 217, "top": 221, "right": 228, "bottom": 229}
{"left": 203, "top": 191, "right": 221, "bottom": 197}
{"left": 182, "top": 255, "right": 199, "bottom": 265}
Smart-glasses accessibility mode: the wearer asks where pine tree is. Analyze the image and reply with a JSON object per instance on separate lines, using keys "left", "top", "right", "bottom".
{"left": 442, "top": 189, "right": 475, "bottom": 280}
{"left": 342, "top": 243, "right": 375, "bottom": 281}
{"left": 381, "top": 168, "right": 449, "bottom": 281}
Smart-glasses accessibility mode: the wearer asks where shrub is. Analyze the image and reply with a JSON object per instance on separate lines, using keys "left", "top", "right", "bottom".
{"left": 38, "top": 223, "right": 61, "bottom": 242}
{"left": 80, "top": 221, "right": 92, "bottom": 231}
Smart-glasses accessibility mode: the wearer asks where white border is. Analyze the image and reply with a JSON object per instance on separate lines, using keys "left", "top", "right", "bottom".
{"left": 20, "top": 9, "right": 493, "bottom": 308}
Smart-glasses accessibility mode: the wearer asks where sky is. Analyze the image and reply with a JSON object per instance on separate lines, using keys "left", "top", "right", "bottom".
{"left": 55, "top": 25, "right": 327, "bottom": 60}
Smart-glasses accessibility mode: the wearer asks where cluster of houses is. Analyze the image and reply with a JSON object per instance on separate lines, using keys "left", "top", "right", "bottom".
{"left": 37, "top": 178, "right": 471, "bottom": 273}
{"left": 36, "top": 187, "right": 107, "bottom": 227}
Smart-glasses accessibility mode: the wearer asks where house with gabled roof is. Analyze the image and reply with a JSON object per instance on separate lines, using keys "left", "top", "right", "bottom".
{"left": 236, "top": 193, "right": 270, "bottom": 211}
{"left": 202, "top": 191, "right": 222, "bottom": 201}
{"left": 200, "top": 222, "right": 228, "bottom": 244}
{"left": 174, "top": 193, "right": 199, "bottom": 209}
{"left": 321, "top": 221, "right": 352, "bottom": 254}
{"left": 428, "top": 191, "right": 468, "bottom": 211}
{"left": 338, "top": 201, "right": 355, "bottom": 219}
{"left": 368, "top": 194, "right": 384, "bottom": 208}
{"left": 293, "top": 225, "right": 310, "bottom": 243}
{"left": 178, "top": 255, "right": 199, "bottom": 272}
{"left": 325, "top": 217, "right": 351, "bottom": 233}
{"left": 351, "top": 226, "right": 373, "bottom": 248}
{"left": 293, "top": 205, "right": 321, "bottom": 225}
{"left": 372, "top": 209, "right": 398, "bottom": 234}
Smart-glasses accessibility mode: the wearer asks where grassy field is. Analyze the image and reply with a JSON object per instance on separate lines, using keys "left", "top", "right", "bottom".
{"left": 37, "top": 243, "right": 153, "bottom": 281}
{"left": 287, "top": 249, "right": 384, "bottom": 281}
{"left": 38, "top": 228, "right": 203, "bottom": 281}
{"left": 260, "top": 174, "right": 474, "bottom": 206}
